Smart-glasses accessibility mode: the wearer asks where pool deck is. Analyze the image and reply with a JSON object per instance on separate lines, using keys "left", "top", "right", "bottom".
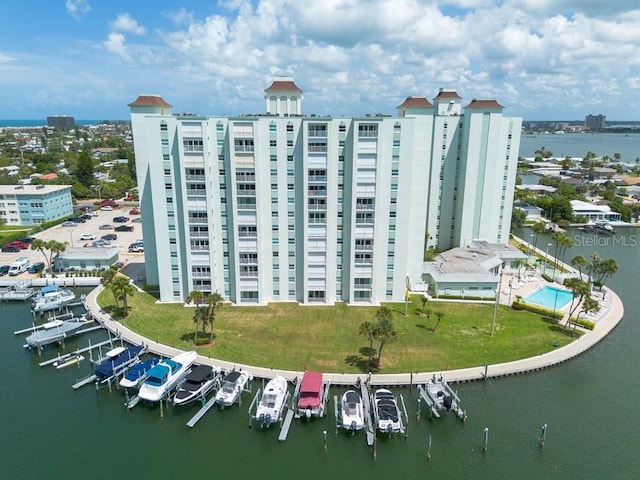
{"left": 83, "top": 270, "right": 624, "bottom": 386}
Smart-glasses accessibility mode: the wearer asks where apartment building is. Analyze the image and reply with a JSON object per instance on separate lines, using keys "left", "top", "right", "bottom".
{"left": 0, "top": 184, "right": 73, "bottom": 226}
{"left": 129, "top": 76, "right": 521, "bottom": 305}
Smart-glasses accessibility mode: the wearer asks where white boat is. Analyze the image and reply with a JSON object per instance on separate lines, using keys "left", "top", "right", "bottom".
{"left": 53, "top": 352, "right": 84, "bottom": 369}
{"left": 340, "top": 390, "right": 365, "bottom": 431}
{"left": 374, "top": 388, "right": 402, "bottom": 434}
{"left": 31, "top": 285, "right": 76, "bottom": 314}
{"left": 215, "top": 370, "right": 252, "bottom": 408}
{"left": 254, "top": 376, "right": 288, "bottom": 428}
{"left": 173, "top": 365, "right": 219, "bottom": 406}
{"left": 138, "top": 351, "right": 197, "bottom": 402}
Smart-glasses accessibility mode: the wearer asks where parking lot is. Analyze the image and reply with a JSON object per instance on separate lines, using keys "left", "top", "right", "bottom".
{"left": 1, "top": 205, "right": 145, "bottom": 280}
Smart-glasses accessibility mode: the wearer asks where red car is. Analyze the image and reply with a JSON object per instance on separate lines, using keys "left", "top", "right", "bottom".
{"left": 6, "top": 241, "right": 29, "bottom": 250}
{"left": 129, "top": 208, "right": 140, "bottom": 215}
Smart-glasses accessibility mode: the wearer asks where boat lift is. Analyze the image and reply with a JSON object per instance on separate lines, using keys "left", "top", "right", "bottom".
{"left": 247, "top": 378, "right": 294, "bottom": 438}
{"left": 370, "top": 389, "right": 409, "bottom": 437}
{"left": 186, "top": 368, "right": 253, "bottom": 428}
{"left": 416, "top": 375, "right": 466, "bottom": 421}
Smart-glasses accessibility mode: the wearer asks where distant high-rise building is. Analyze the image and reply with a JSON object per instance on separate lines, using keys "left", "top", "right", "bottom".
{"left": 47, "top": 116, "right": 75, "bottom": 129}
{"left": 129, "top": 77, "right": 521, "bottom": 305}
{"left": 584, "top": 114, "right": 606, "bottom": 131}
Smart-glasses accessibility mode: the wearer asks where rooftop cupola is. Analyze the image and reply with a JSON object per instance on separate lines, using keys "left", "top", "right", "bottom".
{"left": 264, "top": 76, "right": 303, "bottom": 116}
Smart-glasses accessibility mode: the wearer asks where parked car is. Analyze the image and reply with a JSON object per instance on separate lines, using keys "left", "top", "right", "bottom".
{"left": 61, "top": 220, "right": 77, "bottom": 227}
{"left": 113, "top": 216, "right": 130, "bottom": 223}
{"left": 19, "top": 236, "right": 36, "bottom": 244}
{"left": 71, "top": 216, "right": 87, "bottom": 223}
{"left": 2, "top": 245, "right": 20, "bottom": 253}
{"left": 129, "top": 208, "right": 140, "bottom": 215}
{"left": 80, "top": 233, "right": 96, "bottom": 241}
{"left": 100, "top": 199, "right": 119, "bottom": 208}
{"left": 100, "top": 205, "right": 113, "bottom": 211}
{"left": 101, "top": 233, "right": 117, "bottom": 241}
{"left": 86, "top": 211, "right": 99, "bottom": 217}
{"left": 0, "top": 265, "right": 10, "bottom": 276}
{"left": 115, "top": 225, "right": 134, "bottom": 232}
{"left": 6, "top": 241, "right": 29, "bottom": 250}
{"left": 99, "top": 224, "right": 114, "bottom": 230}
{"left": 91, "top": 240, "right": 108, "bottom": 248}
{"left": 128, "top": 242, "right": 144, "bottom": 253}
{"left": 27, "top": 262, "right": 45, "bottom": 274}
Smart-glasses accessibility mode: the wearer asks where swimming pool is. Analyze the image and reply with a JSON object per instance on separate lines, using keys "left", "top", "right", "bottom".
{"left": 524, "top": 286, "right": 574, "bottom": 310}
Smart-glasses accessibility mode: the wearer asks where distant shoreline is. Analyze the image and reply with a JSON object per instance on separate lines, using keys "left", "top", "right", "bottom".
{"left": 0, "top": 119, "right": 129, "bottom": 128}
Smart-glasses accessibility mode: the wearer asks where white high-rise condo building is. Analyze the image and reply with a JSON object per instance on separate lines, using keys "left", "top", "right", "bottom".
{"left": 129, "top": 76, "right": 521, "bottom": 305}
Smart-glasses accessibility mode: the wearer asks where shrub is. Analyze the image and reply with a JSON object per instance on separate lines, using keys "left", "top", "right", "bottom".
{"left": 569, "top": 317, "right": 596, "bottom": 330}
{"left": 512, "top": 300, "right": 564, "bottom": 319}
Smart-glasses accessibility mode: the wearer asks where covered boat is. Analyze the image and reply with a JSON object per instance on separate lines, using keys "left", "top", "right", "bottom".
{"left": 254, "top": 376, "right": 288, "bottom": 428}
{"left": 25, "top": 317, "right": 88, "bottom": 349}
{"left": 340, "top": 390, "right": 365, "bottom": 431}
{"left": 173, "top": 365, "right": 218, "bottom": 406}
{"left": 297, "top": 371, "right": 324, "bottom": 418}
{"left": 138, "top": 351, "right": 197, "bottom": 402}
{"left": 374, "top": 388, "right": 402, "bottom": 434}
{"left": 94, "top": 345, "right": 144, "bottom": 383}
{"left": 215, "top": 370, "right": 252, "bottom": 408}
{"left": 119, "top": 357, "right": 161, "bottom": 389}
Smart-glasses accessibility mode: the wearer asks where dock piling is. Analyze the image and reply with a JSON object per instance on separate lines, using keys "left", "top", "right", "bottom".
{"left": 483, "top": 427, "right": 489, "bottom": 452}
{"left": 539, "top": 423, "right": 547, "bottom": 446}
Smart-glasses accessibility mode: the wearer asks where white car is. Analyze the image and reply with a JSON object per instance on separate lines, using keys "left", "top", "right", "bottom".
{"left": 100, "top": 205, "right": 113, "bottom": 211}
{"left": 80, "top": 233, "right": 96, "bottom": 241}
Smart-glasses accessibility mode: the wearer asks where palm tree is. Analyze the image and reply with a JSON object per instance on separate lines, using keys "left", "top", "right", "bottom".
{"left": 531, "top": 221, "right": 547, "bottom": 252}
{"left": 513, "top": 258, "right": 526, "bottom": 280}
{"left": 205, "top": 292, "right": 223, "bottom": 341}
{"left": 111, "top": 275, "right": 135, "bottom": 316}
{"left": 433, "top": 311, "right": 445, "bottom": 332}
{"left": 576, "top": 297, "right": 600, "bottom": 330}
{"left": 187, "top": 290, "right": 205, "bottom": 343}
{"left": 564, "top": 278, "right": 590, "bottom": 329}
{"left": 30, "top": 239, "right": 68, "bottom": 274}
{"left": 570, "top": 254, "right": 588, "bottom": 280}
{"left": 594, "top": 258, "right": 618, "bottom": 288}
{"left": 101, "top": 265, "right": 119, "bottom": 307}
{"left": 358, "top": 320, "right": 375, "bottom": 351}
{"left": 373, "top": 317, "right": 397, "bottom": 368}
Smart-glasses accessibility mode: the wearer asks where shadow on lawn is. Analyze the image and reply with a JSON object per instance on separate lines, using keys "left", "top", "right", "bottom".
{"left": 344, "top": 347, "right": 379, "bottom": 373}
{"left": 540, "top": 316, "right": 582, "bottom": 338}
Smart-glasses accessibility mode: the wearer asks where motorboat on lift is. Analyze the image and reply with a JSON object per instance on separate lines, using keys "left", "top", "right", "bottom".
{"left": 297, "top": 371, "right": 324, "bottom": 419}
{"left": 214, "top": 370, "right": 252, "bottom": 408}
{"left": 138, "top": 351, "right": 197, "bottom": 402}
{"left": 53, "top": 351, "right": 84, "bottom": 369}
{"left": 94, "top": 345, "right": 144, "bottom": 383}
{"left": 173, "top": 365, "right": 219, "bottom": 406}
{"left": 340, "top": 390, "right": 365, "bottom": 431}
{"left": 374, "top": 388, "right": 402, "bottom": 434}
{"left": 254, "top": 376, "right": 288, "bottom": 428}
{"left": 25, "top": 316, "right": 89, "bottom": 349}
{"left": 119, "top": 357, "right": 161, "bottom": 389}
{"left": 31, "top": 285, "right": 76, "bottom": 314}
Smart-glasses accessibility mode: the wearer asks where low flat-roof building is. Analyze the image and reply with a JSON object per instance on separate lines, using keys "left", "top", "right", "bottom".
{"left": 54, "top": 247, "right": 119, "bottom": 272}
{"left": 0, "top": 184, "right": 73, "bottom": 226}
{"left": 421, "top": 241, "right": 528, "bottom": 299}
{"left": 570, "top": 199, "right": 622, "bottom": 222}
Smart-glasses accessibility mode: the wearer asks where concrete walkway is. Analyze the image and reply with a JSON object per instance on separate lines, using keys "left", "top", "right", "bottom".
{"left": 84, "top": 280, "right": 624, "bottom": 386}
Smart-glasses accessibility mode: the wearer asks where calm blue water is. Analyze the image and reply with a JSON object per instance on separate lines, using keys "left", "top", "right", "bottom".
{"left": 524, "top": 286, "right": 573, "bottom": 310}
{"left": 519, "top": 132, "right": 640, "bottom": 162}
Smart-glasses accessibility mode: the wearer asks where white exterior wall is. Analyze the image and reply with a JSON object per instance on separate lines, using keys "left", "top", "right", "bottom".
{"left": 130, "top": 94, "right": 520, "bottom": 305}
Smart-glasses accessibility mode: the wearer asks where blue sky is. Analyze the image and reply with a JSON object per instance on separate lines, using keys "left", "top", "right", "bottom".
{"left": 1, "top": 0, "right": 640, "bottom": 120}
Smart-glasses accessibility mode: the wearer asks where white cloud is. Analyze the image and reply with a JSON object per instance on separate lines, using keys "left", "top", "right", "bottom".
{"left": 110, "top": 13, "right": 146, "bottom": 36}
{"left": 103, "top": 33, "right": 133, "bottom": 64}
{"left": 0, "top": 52, "right": 16, "bottom": 63}
{"left": 65, "top": 0, "right": 91, "bottom": 20}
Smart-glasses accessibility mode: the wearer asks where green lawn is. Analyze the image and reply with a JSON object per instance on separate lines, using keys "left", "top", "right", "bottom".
{"left": 98, "top": 289, "right": 579, "bottom": 374}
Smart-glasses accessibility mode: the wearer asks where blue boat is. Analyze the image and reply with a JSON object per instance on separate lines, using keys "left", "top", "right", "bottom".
{"left": 119, "top": 357, "right": 161, "bottom": 389}
{"left": 95, "top": 345, "right": 144, "bottom": 383}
